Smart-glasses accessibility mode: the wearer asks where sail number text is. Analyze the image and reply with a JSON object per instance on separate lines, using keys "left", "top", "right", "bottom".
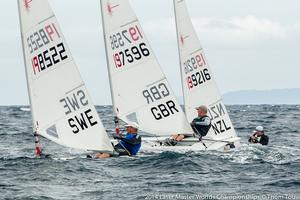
{"left": 184, "top": 54, "right": 211, "bottom": 89}
{"left": 187, "top": 69, "right": 211, "bottom": 89}
{"left": 184, "top": 53, "right": 206, "bottom": 74}
{"left": 26, "top": 23, "right": 69, "bottom": 76}
{"left": 143, "top": 83, "right": 179, "bottom": 120}
{"left": 113, "top": 43, "right": 150, "bottom": 68}
{"left": 109, "top": 25, "right": 151, "bottom": 68}
{"left": 208, "top": 103, "right": 231, "bottom": 135}
{"left": 60, "top": 89, "right": 98, "bottom": 134}
{"left": 32, "top": 43, "right": 68, "bottom": 75}
{"left": 110, "top": 25, "right": 143, "bottom": 50}
{"left": 26, "top": 23, "right": 60, "bottom": 54}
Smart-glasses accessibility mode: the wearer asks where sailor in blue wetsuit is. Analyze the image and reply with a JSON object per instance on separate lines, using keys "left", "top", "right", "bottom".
{"left": 94, "top": 122, "right": 141, "bottom": 158}
{"left": 113, "top": 122, "right": 141, "bottom": 156}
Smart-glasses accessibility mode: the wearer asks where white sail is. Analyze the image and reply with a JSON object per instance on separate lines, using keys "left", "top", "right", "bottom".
{"left": 17, "top": 0, "right": 113, "bottom": 152}
{"left": 174, "top": 0, "right": 238, "bottom": 140}
{"left": 100, "top": 0, "right": 192, "bottom": 136}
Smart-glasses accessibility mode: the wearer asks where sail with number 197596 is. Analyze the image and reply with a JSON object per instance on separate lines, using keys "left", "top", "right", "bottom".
{"left": 100, "top": 0, "right": 193, "bottom": 136}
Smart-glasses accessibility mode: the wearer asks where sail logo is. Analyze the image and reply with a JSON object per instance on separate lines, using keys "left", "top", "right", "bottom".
{"left": 180, "top": 34, "right": 189, "bottom": 46}
{"left": 107, "top": 3, "right": 119, "bottom": 15}
{"left": 24, "top": 0, "right": 32, "bottom": 10}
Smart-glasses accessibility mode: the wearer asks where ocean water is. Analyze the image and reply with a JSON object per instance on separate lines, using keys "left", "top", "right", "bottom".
{"left": 0, "top": 105, "right": 299, "bottom": 200}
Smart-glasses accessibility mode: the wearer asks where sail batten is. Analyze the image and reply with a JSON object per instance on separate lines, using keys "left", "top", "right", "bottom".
{"left": 18, "top": 0, "right": 113, "bottom": 152}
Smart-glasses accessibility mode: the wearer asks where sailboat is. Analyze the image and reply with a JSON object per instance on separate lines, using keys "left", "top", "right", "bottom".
{"left": 100, "top": 0, "right": 239, "bottom": 152}
{"left": 173, "top": 0, "right": 241, "bottom": 150}
{"left": 100, "top": 0, "right": 192, "bottom": 136}
{"left": 17, "top": 0, "right": 113, "bottom": 156}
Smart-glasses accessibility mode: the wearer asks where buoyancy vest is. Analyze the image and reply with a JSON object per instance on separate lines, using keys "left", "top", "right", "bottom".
{"left": 191, "top": 115, "right": 212, "bottom": 137}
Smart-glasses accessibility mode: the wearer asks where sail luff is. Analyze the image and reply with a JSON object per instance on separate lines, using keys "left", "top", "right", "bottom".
{"left": 100, "top": 1, "right": 117, "bottom": 116}
{"left": 18, "top": 0, "right": 43, "bottom": 157}
{"left": 173, "top": 0, "right": 187, "bottom": 114}
{"left": 17, "top": 0, "right": 37, "bottom": 132}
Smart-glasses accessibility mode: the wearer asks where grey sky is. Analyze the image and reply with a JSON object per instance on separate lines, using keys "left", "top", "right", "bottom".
{"left": 1, "top": 0, "right": 299, "bottom": 105}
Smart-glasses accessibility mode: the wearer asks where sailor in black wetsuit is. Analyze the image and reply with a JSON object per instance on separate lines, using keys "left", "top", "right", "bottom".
{"left": 165, "top": 105, "right": 211, "bottom": 146}
{"left": 190, "top": 105, "right": 212, "bottom": 139}
{"left": 248, "top": 126, "right": 269, "bottom": 145}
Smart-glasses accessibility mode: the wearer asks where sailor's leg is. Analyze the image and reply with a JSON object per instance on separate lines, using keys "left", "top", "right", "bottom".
{"left": 114, "top": 143, "right": 130, "bottom": 156}
{"left": 94, "top": 153, "right": 111, "bottom": 158}
{"left": 164, "top": 136, "right": 178, "bottom": 146}
{"left": 175, "top": 134, "right": 185, "bottom": 141}
{"left": 171, "top": 134, "right": 185, "bottom": 141}
{"left": 165, "top": 134, "right": 188, "bottom": 146}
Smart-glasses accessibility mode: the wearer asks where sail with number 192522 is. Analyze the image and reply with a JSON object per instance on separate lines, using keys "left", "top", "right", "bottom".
{"left": 18, "top": 0, "right": 113, "bottom": 155}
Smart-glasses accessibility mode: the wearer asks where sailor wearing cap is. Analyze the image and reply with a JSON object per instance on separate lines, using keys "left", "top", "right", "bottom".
{"left": 165, "top": 105, "right": 212, "bottom": 146}
{"left": 248, "top": 126, "right": 269, "bottom": 145}
{"left": 191, "top": 105, "right": 212, "bottom": 138}
{"left": 113, "top": 122, "right": 142, "bottom": 156}
{"left": 94, "top": 122, "right": 142, "bottom": 158}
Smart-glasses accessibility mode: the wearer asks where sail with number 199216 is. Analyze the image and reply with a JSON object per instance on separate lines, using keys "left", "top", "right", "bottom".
{"left": 173, "top": 0, "right": 241, "bottom": 151}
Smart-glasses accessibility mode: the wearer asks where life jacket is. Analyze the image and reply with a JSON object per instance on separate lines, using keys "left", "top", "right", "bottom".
{"left": 119, "top": 133, "right": 141, "bottom": 155}
{"left": 191, "top": 115, "right": 212, "bottom": 137}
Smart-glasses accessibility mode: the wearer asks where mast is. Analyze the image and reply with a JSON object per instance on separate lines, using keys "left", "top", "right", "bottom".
{"left": 100, "top": 1, "right": 120, "bottom": 135}
{"left": 17, "top": 0, "right": 42, "bottom": 157}
{"left": 173, "top": 0, "right": 187, "bottom": 114}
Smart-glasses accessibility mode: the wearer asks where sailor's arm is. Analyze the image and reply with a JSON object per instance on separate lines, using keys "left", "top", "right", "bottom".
{"left": 191, "top": 117, "right": 211, "bottom": 126}
{"left": 121, "top": 135, "right": 141, "bottom": 145}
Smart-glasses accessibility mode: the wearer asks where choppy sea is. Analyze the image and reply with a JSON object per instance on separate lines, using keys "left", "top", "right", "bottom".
{"left": 0, "top": 105, "right": 299, "bottom": 200}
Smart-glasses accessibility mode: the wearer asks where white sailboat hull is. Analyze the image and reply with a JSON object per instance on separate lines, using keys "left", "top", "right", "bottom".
{"left": 111, "top": 136, "right": 241, "bottom": 153}
{"left": 142, "top": 137, "right": 241, "bottom": 152}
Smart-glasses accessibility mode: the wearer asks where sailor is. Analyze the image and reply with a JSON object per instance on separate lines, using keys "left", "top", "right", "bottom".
{"left": 248, "top": 126, "right": 269, "bottom": 145}
{"left": 94, "top": 122, "right": 142, "bottom": 158}
{"left": 165, "top": 105, "right": 211, "bottom": 146}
